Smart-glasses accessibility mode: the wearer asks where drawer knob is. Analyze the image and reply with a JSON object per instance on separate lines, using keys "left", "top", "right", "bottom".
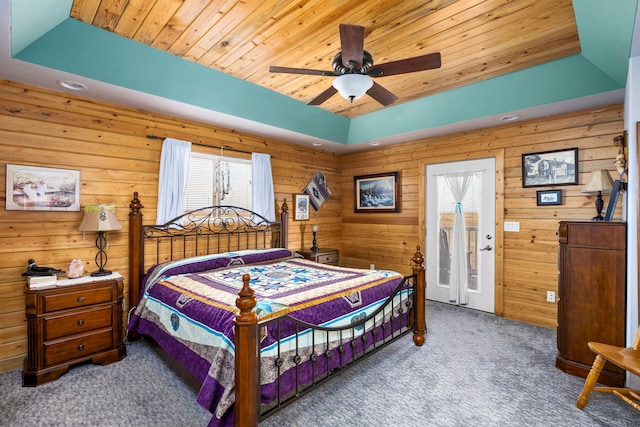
{"left": 77, "top": 319, "right": 84, "bottom": 326}
{"left": 78, "top": 344, "right": 84, "bottom": 351}
{"left": 77, "top": 296, "right": 85, "bottom": 303}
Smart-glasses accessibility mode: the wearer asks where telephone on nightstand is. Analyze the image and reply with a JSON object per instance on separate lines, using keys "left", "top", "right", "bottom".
{"left": 21, "top": 259, "right": 64, "bottom": 277}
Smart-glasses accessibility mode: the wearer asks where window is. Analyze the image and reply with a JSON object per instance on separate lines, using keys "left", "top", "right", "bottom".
{"left": 182, "top": 152, "right": 252, "bottom": 212}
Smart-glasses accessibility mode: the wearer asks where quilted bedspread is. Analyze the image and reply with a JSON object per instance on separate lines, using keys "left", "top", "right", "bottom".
{"left": 128, "top": 248, "right": 408, "bottom": 426}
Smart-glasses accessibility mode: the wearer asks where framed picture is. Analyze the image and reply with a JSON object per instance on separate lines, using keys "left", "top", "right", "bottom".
{"left": 5, "top": 164, "right": 80, "bottom": 211}
{"left": 294, "top": 194, "right": 310, "bottom": 220}
{"left": 604, "top": 180, "right": 624, "bottom": 221}
{"left": 354, "top": 171, "right": 399, "bottom": 213}
{"left": 536, "top": 190, "right": 562, "bottom": 206}
{"left": 522, "top": 148, "right": 578, "bottom": 188}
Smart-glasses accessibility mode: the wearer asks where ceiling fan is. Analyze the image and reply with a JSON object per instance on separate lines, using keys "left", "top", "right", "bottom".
{"left": 269, "top": 23, "right": 441, "bottom": 106}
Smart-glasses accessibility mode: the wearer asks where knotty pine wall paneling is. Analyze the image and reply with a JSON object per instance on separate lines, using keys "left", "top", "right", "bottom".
{"left": 0, "top": 80, "right": 340, "bottom": 373}
{"left": 339, "top": 105, "right": 624, "bottom": 328}
{"left": 0, "top": 77, "right": 624, "bottom": 373}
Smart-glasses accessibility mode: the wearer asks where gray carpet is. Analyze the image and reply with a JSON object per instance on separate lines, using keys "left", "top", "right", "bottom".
{"left": 1, "top": 301, "right": 637, "bottom": 426}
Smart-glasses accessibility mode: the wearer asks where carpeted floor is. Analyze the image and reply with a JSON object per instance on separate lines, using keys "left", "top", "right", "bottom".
{"left": 0, "top": 301, "right": 637, "bottom": 426}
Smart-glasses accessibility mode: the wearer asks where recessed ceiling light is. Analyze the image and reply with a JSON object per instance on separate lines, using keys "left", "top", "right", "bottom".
{"left": 312, "top": 142, "right": 323, "bottom": 147}
{"left": 369, "top": 141, "right": 381, "bottom": 146}
{"left": 500, "top": 114, "right": 520, "bottom": 122}
{"left": 57, "top": 80, "right": 88, "bottom": 91}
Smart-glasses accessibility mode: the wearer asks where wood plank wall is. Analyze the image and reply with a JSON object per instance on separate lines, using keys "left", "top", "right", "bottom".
{"left": 0, "top": 80, "right": 341, "bottom": 373}
{"left": 339, "top": 105, "right": 624, "bottom": 328}
{"left": 0, "top": 78, "right": 624, "bottom": 373}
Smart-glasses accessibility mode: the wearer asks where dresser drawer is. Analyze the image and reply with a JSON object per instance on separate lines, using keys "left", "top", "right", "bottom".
{"left": 44, "top": 329, "right": 113, "bottom": 366}
{"left": 42, "top": 285, "right": 113, "bottom": 313}
{"left": 317, "top": 252, "right": 338, "bottom": 264}
{"left": 44, "top": 306, "right": 113, "bottom": 341}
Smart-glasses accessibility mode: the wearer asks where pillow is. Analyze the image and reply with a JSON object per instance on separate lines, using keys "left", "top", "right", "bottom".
{"left": 141, "top": 248, "right": 299, "bottom": 290}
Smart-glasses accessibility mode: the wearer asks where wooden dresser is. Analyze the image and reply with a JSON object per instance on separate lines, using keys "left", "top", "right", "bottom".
{"left": 299, "top": 248, "right": 339, "bottom": 265}
{"left": 23, "top": 275, "right": 127, "bottom": 386}
{"left": 556, "top": 221, "right": 626, "bottom": 387}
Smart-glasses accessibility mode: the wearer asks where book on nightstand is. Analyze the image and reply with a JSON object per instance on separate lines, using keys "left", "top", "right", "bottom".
{"left": 27, "top": 275, "right": 58, "bottom": 289}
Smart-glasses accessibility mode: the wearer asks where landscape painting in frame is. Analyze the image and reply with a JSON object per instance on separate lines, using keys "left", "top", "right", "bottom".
{"left": 6, "top": 164, "right": 80, "bottom": 211}
{"left": 521, "top": 148, "right": 578, "bottom": 188}
{"left": 354, "top": 172, "right": 399, "bottom": 213}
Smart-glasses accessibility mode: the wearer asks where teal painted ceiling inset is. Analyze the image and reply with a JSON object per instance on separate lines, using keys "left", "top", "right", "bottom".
{"left": 15, "top": 18, "right": 351, "bottom": 144}
{"left": 7, "top": 0, "right": 639, "bottom": 147}
{"left": 349, "top": 55, "right": 622, "bottom": 144}
{"left": 9, "top": 0, "right": 72, "bottom": 55}
{"left": 572, "top": 0, "right": 638, "bottom": 85}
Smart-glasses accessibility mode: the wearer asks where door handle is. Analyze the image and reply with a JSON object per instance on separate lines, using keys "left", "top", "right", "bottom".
{"left": 479, "top": 245, "right": 492, "bottom": 251}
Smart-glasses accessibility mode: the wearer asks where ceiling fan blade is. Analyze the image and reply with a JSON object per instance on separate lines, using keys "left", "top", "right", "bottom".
{"left": 308, "top": 86, "right": 338, "bottom": 105}
{"left": 367, "top": 82, "right": 399, "bottom": 106}
{"left": 368, "top": 52, "right": 441, "bottom": 77}
{"left": 339, "top": 23, "right": 365, "bottom": 69}
{"left": 269, "top": 66, "right": 338, "bottom": 76}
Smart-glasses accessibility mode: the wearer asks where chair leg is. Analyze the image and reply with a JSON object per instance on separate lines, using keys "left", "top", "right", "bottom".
{"left": 577, "top": 355, "right": 606, "bottom": 409}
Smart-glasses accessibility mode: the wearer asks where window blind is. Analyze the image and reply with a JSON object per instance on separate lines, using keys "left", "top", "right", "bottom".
{"left": 183, "top": 152, "right": 252, "bottom": 212}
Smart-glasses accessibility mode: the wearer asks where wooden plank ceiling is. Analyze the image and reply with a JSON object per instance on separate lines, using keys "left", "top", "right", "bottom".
{"left": 70, "top": 0, "right": 580, "bottom": 118}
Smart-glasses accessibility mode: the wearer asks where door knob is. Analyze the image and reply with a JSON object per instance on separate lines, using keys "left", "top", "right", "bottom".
{"left": 479, "top": 245, "right": 492, "bottom": 251}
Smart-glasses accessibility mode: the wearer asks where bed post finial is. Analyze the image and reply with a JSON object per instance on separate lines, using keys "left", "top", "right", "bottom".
{"left": 130, "top": 191, "right": 143, "bottom": 214}
{"left": 234, "top": 274, "right": 259, "bottom": 426}
{"left": 411, "top": 245, "right": 426, "bottom": 346}
{"left": 281, "top": 198, "right": 288, "bottom": 214}
{"left": 236, "top": 274, "right": 257, "bottom": 320}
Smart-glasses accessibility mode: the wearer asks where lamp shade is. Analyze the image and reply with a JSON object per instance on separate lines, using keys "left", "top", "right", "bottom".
{"left": 581, "top": 170, "right": 614, "bottom": 194}
{"left": 332, "top": 74, "right": 373, "bottom": 101}
{"left": 78, "top": 204, "right": 122, "bottom": 232}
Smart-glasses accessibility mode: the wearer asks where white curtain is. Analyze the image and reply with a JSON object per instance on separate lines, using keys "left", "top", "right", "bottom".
{"left": 251, "top": 153, "right": 275, "bottom": 221}
{"left": 444, "top": 172, "right": 475, "bottom": 304}
{"left": 156, "top": 138, "right": 191, "bottom": 224}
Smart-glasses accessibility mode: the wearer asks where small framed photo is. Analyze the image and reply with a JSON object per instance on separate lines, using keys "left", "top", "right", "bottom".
{"left": 6, "top": 164, "right": 80, "bottom": 211}
{"left": 522, "top": 148, "right": 578, "bottom": 188}
{"left": 294, "top": 194, "right": 310, "bottom": 220}
{"left": 354, "top": 171, "right": 399, "bottom": 213}
{"left": 536, "top": 190, "right": 562, "bottom": 206}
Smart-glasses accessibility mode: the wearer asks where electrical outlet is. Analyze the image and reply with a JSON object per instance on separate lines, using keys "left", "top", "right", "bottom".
{"left": 370, "top": 264, "right": 375, "bottom": 270}
{"left": 546, "top": 291, "right": 556, "bottom": 303}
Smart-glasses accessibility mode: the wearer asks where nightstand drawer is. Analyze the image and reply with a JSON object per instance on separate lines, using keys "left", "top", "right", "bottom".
{"left": 43, "top": 285, "right": 113, "bottom": 313}
{"left": 44, "top": 306, "right": 113, "bottom": 340}
{"left": 299, "top": 249, "right": 339, "bottom": 265}
{"left": 44, "top": 329, "right": 113, "bottom": 366}
{"left": 317, "top": 252, "right": 338, "bottom": 264}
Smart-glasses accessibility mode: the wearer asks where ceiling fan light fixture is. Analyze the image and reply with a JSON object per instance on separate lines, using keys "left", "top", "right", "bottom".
{"left": 332, "top": 74, "right": 373, "bottom": 102}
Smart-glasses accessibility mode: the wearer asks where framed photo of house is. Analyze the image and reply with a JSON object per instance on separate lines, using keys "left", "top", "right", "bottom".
{"left": 536, "top": 190, "right": 562, "bottom": 206}
{"left": 5, "top": 164, "right": 80, "bottom": 211}
{"left": 354, "top": 171, "right": 399, "bottom": 213}
{"left": 522, "top": 148, "right": 578, "bottom": 188}
{"left": 294, "top": 194, "right": 310, "bottom": 220}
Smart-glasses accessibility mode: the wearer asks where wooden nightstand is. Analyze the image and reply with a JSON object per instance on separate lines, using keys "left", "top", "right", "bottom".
{"left": 22, "top": 274, "right": 127, "bottom": 386}
{"left": 299, "top": 248, "right": 339, "bottom": 266}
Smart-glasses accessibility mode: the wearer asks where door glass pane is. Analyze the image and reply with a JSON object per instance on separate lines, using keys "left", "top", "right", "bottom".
{"left": 436, "top": 173, "right": 481, "bottom": 292}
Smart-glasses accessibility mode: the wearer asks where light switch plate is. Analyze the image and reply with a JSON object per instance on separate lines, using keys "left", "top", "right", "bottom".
{"left": 504, "top": 221, "right": 520, "bottom": 232}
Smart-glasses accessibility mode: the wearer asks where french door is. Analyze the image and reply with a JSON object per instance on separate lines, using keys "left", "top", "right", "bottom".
{"left": 425, "top": 158, "right": 495, "bottom": 313}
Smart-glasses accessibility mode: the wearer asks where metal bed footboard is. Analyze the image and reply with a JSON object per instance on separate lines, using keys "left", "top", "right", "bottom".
{"left": 258, "top": 273, "right": 417, "bottom": 420}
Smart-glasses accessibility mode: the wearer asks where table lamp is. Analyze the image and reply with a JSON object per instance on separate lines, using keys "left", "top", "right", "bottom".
{"left": 311, "top": 224, "right": 319, "bottom": 252}
{"left": 581, "top": 170, "right": 614, "bottom": 221}
{"left": 78, "top": 204, "right": 122, "bottom": 276}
